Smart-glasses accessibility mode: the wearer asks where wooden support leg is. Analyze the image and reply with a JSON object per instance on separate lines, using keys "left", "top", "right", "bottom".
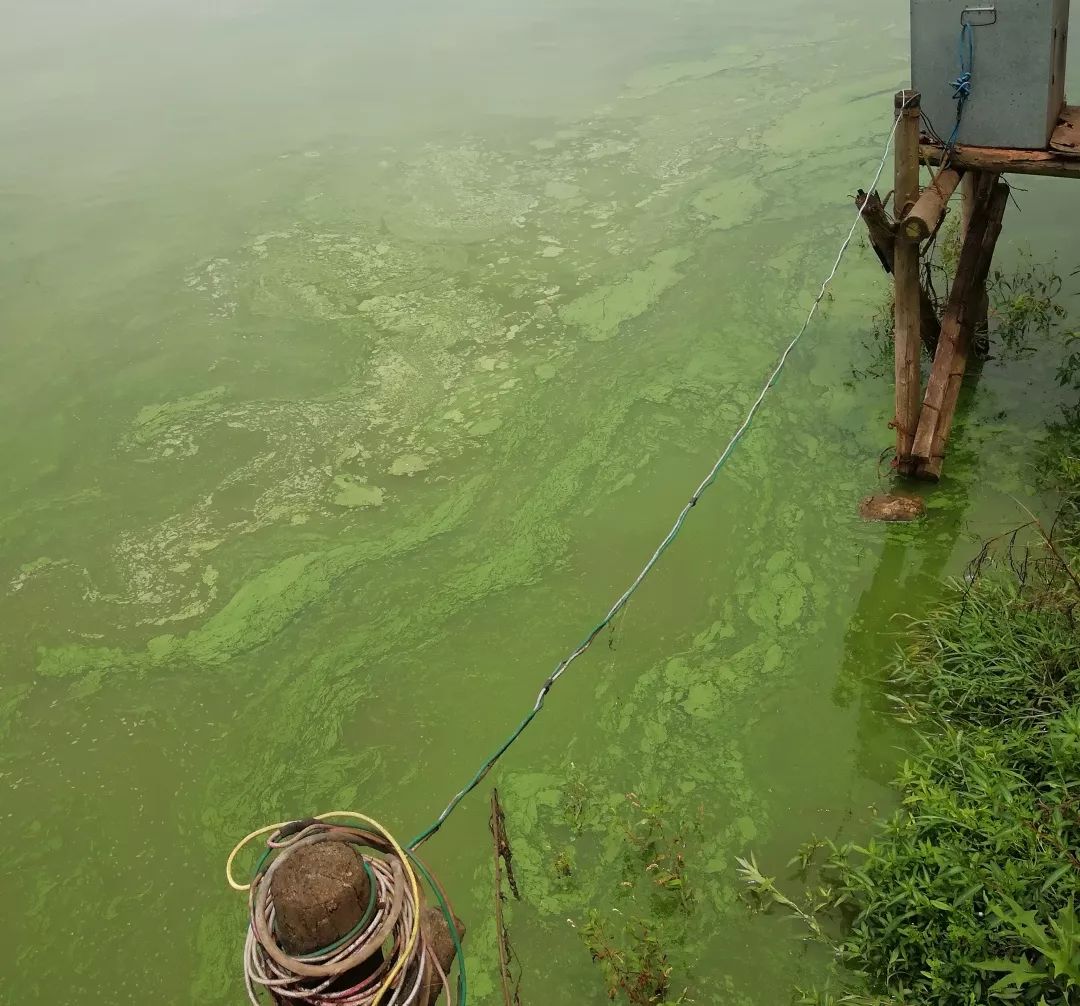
{"left": 962, "top": 171, "right": 996, "bottom": 338}
{"left": 892, "top": 90, "right": 923, "bottom": 474}
{"left": 911, "top": 180, "right": 1009, "bottom": 479}
{"left": 856, "top": 189, "right": 941, "bottom": 354}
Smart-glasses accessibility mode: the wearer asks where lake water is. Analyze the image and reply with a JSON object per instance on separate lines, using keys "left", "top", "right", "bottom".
{"left": 2, "top": 1, "right": 1078, "bottom": 1002}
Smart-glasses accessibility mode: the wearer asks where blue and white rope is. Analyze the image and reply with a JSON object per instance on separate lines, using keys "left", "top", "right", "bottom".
{"left": 408, "top": 103, "right": 909, "bottom": 850}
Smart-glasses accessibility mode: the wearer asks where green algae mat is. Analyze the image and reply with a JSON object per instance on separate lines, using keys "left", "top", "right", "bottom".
{"left": 1, "top": 1, "right": 1077, "bottom": 1002}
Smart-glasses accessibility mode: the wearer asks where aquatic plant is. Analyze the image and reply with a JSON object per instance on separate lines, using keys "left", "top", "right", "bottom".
{"left": 573, "top": 792, "right": 703, "bottom": 1001}
{"left": 582, "top": 912, "right": 691, "bottom": 1005}
{"left": 620, "top": 793, "right": 699, "bottom": 912}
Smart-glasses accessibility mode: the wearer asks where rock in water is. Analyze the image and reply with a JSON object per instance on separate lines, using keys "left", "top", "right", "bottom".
{"left": 859, "top": 494, "right": 925, "bottom": 522}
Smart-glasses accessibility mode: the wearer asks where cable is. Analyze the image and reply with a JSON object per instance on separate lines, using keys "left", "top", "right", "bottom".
{"left": 405, "top": 850, "right": 466, "bottom": 1006}
{"left": 406, "top": 103, "right": 909, "bottom": 851}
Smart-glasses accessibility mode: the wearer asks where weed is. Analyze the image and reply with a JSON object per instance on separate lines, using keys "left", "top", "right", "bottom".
{"left": 989, "top": 251, "right": 1070, "bottom": 361}
{"left": 553, "top": 848, "right": 574, "bottom": 879}
{"left": 582, "top": 911, "right": 691, "bottom": 1004}
{"left": 571, "top": 789, "right": 702, "bottom": 1000}
{"left": 789, "top": 837, "right": 828, "bottom": 875}
{"left": 621, "top": 793, "right": 699, "bottom": 912}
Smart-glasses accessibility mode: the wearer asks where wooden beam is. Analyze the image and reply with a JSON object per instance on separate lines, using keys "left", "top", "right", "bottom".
{"left": 893, "top": 90, "right": 923, "bottom": 472}
{"left": 899, "top": 167, "right": 963, "bottom": 241}
{"left": 920, "top": 142, "right": 1080, "bottom": 179}
{"left": 961, "top": 172, "right": 998, "bottom": 334}
{"left": 910, "top": 181, "right": 1009, "bottom": 469}
{"left": 855, "top": 189, "right": 940, "bottom": 353}
{"left": 915, "top": 173, "right": 999, "bottom": 481}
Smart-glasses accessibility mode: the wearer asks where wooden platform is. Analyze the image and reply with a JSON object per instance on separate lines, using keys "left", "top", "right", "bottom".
{"left": 921, "top": 105, "right": 1080, "bottom": 179}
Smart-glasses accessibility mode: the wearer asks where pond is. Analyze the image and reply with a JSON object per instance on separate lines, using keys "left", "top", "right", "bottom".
{"left": 1, "top": 1, "right": 1077, "bottom": 1002}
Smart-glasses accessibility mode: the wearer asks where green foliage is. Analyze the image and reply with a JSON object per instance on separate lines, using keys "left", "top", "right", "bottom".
{"left": 1055, "top": 267, "right": 1080, "bottom": 390}
{"left": 735, "top": 852, "right": 827, "bottom": 941}
{"left": 1043, "top": 411, "right": 1080, "bottom": 534}
{"left": 1058, "top": 328, "right": 1080, "bottom": 391}
{"left": 789, "top": 837, "right": 828, "bottom": 875}
{"left": 889, "top": 574, "right": 1080, "bottom": 727}
{"left": 975, "top": 897, "right": 1080, "bottom": 995}
{"left": 824, "top": 703, "right": 1080, "bottom": 1005}
{"left": 988, "top": 252, "right": 1071, "bottom": 362}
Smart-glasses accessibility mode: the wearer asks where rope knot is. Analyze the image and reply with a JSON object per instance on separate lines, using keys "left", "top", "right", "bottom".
{"left": 950, "top": 71, "right": 972, "bottom": 102}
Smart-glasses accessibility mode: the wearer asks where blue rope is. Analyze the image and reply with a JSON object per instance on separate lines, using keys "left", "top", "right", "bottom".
{"left": 947, "top": 22, "right": 974, "bottom": 149}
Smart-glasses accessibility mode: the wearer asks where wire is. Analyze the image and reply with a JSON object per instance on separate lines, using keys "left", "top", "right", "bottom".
{"left": 406, "top": 103, "right": 909, "bottom": 851}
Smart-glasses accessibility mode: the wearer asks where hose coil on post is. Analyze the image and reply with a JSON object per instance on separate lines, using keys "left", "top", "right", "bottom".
{"left": 227, "top": 813, "right": 455, "bottom": 1006}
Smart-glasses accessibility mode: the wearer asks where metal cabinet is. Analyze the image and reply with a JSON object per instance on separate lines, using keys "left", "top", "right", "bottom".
{"left": 911, "top": 0, "right": 1070, "bottom": 148}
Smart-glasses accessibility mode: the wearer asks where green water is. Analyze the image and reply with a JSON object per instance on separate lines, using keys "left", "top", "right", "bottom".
{"left": 3, "top": 1, "right": 1079, "bottom": 1002}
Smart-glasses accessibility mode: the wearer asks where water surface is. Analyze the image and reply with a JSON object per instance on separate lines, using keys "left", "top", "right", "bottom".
{"left": 2, "top": 1, "right": 1078, "bottom": 1002}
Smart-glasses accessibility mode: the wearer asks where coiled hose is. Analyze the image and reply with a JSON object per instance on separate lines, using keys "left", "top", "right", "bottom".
{"left": 228, "top": 813, "right": 456, "bottom": 1006}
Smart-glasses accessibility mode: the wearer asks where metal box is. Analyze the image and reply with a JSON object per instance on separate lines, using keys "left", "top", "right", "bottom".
{"left": 911, "top": 0, "right": 1070, "bottom": 149}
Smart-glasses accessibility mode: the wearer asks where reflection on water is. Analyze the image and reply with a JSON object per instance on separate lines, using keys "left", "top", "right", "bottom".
{"left": 1, "top": 1, "right": 1076, "bottom": 1002}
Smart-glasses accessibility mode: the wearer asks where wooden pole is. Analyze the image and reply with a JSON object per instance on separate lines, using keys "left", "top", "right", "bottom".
{"left": 915, "top": 341, "right": 969, "bottom": 482}
{"left": 962, "top": 172, "right": 997, "bottom": 333}
{"left": 856, "top": 190, "right": 940, "bottom": 353}
{"left": 911, "top": 181, "right": 1009, "bottom": 473}
{"left": 960, "top": 171, "right": 978, "bottom": 238}
{"left": 900, "top": 167, "right": 964, "bottom": 241}
{"left": 490, "top": 789, "right": 522, "bottom": 1006}
{"left": 893, "top": 90, "right": 923, "bottom": 473}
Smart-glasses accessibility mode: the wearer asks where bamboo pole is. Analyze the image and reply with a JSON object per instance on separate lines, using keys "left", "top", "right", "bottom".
{"left": 900, "top": 167, "right": 964, "bottom": 241}
{"left": 911, "top": 181, "right": 1009, "bottom": 473}
{"left": 892, "top": 90, "right": 923, "bottom": 473}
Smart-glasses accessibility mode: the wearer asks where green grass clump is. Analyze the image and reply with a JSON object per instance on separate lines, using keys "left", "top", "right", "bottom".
{"left": 830, "top": 661, "right": 1080, "bottom": 1005}
{"left": 890, "top": 577, "right": 1080, "bottom": 728}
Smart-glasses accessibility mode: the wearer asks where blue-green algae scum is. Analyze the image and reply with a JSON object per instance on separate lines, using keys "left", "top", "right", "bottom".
{"left": 2, "top": 1, "right": 1077, "bottom": 1002}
